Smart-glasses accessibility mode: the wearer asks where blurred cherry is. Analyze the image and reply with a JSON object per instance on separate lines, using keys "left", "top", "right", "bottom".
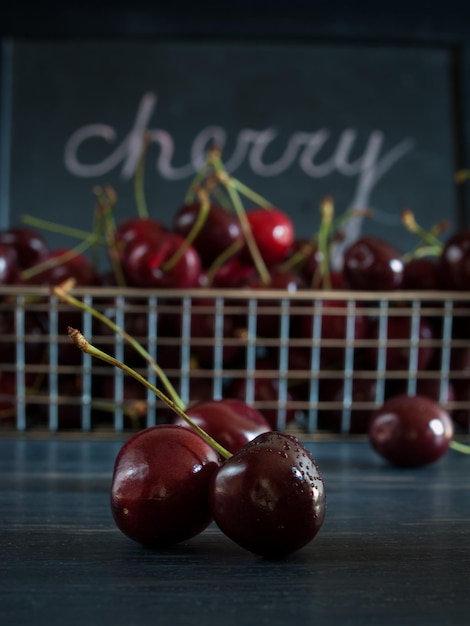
{"left": 368, "top": 394, "right": 454, "bottom": 467}
{"left": 343, "top": 236, "right": 404, "bottom": 291}
{"left": 173, "top": 398, "right": 271, "bottom": 454}
{"left": 242, "top": 208, "right": 295, "bottom": 267}
{"left": 0, "top": 227, "right": 49, "bottom": 270}
{"left": 173, "top": 202, "right": 243, "bottom": 268}
{"left": 122, "top": 232, "right": 202, "bottom": 288}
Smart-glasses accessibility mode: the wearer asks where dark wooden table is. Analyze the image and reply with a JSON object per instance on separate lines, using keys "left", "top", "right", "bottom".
{"left": 1, "top": 435, "right": 469, "bottom": 626}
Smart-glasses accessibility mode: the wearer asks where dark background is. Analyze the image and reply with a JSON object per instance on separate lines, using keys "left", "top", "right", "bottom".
{"left": 1, "top": 1, "right": 470, "bottom": 260}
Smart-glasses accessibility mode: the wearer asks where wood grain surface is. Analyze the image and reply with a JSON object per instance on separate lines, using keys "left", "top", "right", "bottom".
{"left": 0, "top": 437, "right": 469, "bottom": 626}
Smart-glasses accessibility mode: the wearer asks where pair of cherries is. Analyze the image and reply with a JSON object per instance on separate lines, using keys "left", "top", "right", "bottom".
{"left": 109, "top": 396, "right": 327, "bottom": 558}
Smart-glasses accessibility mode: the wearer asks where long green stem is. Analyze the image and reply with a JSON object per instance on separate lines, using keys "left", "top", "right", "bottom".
{"left": 401, "top": 209, "right": 444, "bottom": 250}
{"left": 134, "top": 132, "right": 151, "bottom": 218}
{"left": 20, "top": 235, "right": 98, "bottom": 281}
{"left": 313, "top": 197, "right": 334, "bottom": 290}
{"left": 53, "top": 283, "right": 185, "bottom": 411}
{"left": 450, "top": 440, "right": 470, "bottom": 454}
{"left": 161, "top": 190, "right": 211, "bottom": 272}
{"left": 21, "top": 214, "right": 104, "bottom": 243}
{"left": 68, "top": 327, "right": 232, "bottom": 460}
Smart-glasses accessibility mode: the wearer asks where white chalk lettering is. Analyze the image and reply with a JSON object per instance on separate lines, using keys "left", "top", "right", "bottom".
{"left": 64, "top": 92, "right": 415, "bottom": 213}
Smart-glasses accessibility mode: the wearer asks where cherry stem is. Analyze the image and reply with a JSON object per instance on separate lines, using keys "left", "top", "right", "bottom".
{"left": 279, "top": 242, "right": 312, "bottom": 273}
{"left": 203, "top": 238, "right": 245, "bottom": 286}
{"left": 313, "top": 197, "right": 334, "bottom": 289}
{"left": 53, "top": 281, "right": 185, "bottom": 411}
{"left": 67, "top": 327, "right": 233, "bottom": 460}
{"left": 210, "top": 168, "right": 270, "bottom": 285}
{"left": 21, "top": 214, "right": 105, "bottom": 244}
{"left": 20, "top": 234, "right": 99, "bottom": 281}
{"left": 134, "top": 131, "right": 151, "bottom": 219}
{"left": 401, "top": 209, "right": 444, "bottom": 251}
{"left": 449, "top": 440, "right": 470, "bottom": 455}
{"left": 161, "top": 189, "right": 211, "bottom": 273}
{"left": 330, "top": 207, "right": 373, "bottom": 233}
{"left": 93, "top": 186, "right": 127, "bottom": 287}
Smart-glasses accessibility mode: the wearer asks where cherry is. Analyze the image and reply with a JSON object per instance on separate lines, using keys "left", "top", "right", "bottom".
{"left": 210, "top": 431, "right": 326, "bottom": 557}
{"left": 173, "top": 398, "right": 271, "bottom": 454}
{"left": 110, "top": 424, "right": 222, "bottom": 547}
{"left": 22, "top": 248, "right": 100, "bottom": 287}
{"left": 402, "top": 257, "right": 440, "bottom": 290}
{"left": 0, "top": 227, "right": 49, "bottom": 270}
{"left": 172, "top": 201, "right": 243, "bottom": 269}
{"left": 208, "top": 257, "right": 256, "bottom": 288}
{"left": 241, "top": 208, "right": 295, "bottom": 267}
{"left": 343, "top": 236, "right": 404, "bottom": 291}
{"left": 437, "top": 228, "right": 470, "bottom": 290}
{"left": 368, "top": 394, "right": 454, "bottom": 467}
{"left": 113, "top": 216, "right": 165, "bottom": 258}
{"left": 122, "top": 232, "right": 202, "bottom": 288}
{"left": 0, "top": 243, "right": 18, "bottom": 285}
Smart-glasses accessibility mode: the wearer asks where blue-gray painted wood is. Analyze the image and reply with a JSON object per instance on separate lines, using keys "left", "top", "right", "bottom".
{"left": 0, "top": 437, "right": 468, "bottom": 626}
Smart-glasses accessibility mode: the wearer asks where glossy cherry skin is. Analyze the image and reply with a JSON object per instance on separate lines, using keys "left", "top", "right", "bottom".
{"left": 122, "top": 232, "right": 202, "bottom": 288}
{"left": 23, "top": 248, "right": 100, "bottom": 286}
{"left": 343, "top": 236, "right": 404, "bottom": 290}
{"left": 242, "top": 208, "right": 295, "bottom": 267}
{"left": 438, "top": 229, "right": 470, "bottom": 290}
{"left": 110, "top": 425, "right": 221, "bottom": 547}
{"left": 173, "top": 398, "right": 272, "bottom": 454}
{"left": 0, "top": 227, "right": 49, "bottom": 270}
{"left": 402, "top": 257, "right": 440, "bottom": 290}
{"left": 210, "top": 431, "right": 326, "bottom": 558}
{"left": 368, "top": 394, "right": 454, "bottom": 467}
{"left": 0, "top": 243, "right": 18, "bottom": 285}
{"left": 113, "top": 217, "right": 165, "bottom": 258}
{"left": 172, "top": 202, "right": 243, "bottom": 268}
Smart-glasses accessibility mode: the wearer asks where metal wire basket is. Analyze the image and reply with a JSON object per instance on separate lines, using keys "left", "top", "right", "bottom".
{"left": 1, "top": 285, "right": 469, "bottom": 435}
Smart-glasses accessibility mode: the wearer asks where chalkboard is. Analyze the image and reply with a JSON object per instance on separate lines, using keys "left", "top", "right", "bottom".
{"left": 0, "top": 38, "right": 461, "bottom": 260}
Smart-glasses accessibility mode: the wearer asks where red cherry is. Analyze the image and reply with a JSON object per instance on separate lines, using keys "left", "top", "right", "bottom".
{"left": 122, "top": 232, "right": 202, "bottom": 288}
{"left": 24, "top": 248, "right": 100, "bottom": 286}
{"left": 110, "top": 424, "right": 221, "bottom": 547}
{"left": 368, "top": 394, "right": 454, "bottom": 467}
{"left": 0, "top": 227, "right": 49, "bottom": 270}
{"left": 0, "top": 243, "right": 18, "bottom": 285}
{"left": 173, "top": 398, "right": 271, "bottom": 454}
{"left": 438, "top": 229, "right": 470, "bottom": 290}
{"left": 113, "top": 217, "right": 165, "bottom": 258}
{"left": 343, "top": 236, "right": 404, "bottom": 290}
{"left": 172, "top": 202, "right": 243, "bottom": 268}
{"left": 210, "top": 431, "right": 326, "bottom": 557}
{"left": 243, "top": 208, "right": 295, "bottom": 267}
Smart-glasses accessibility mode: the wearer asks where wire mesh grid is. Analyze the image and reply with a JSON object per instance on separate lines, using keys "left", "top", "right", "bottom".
{"left": 1, "top": 285, "right": 469, "bottom": 435}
